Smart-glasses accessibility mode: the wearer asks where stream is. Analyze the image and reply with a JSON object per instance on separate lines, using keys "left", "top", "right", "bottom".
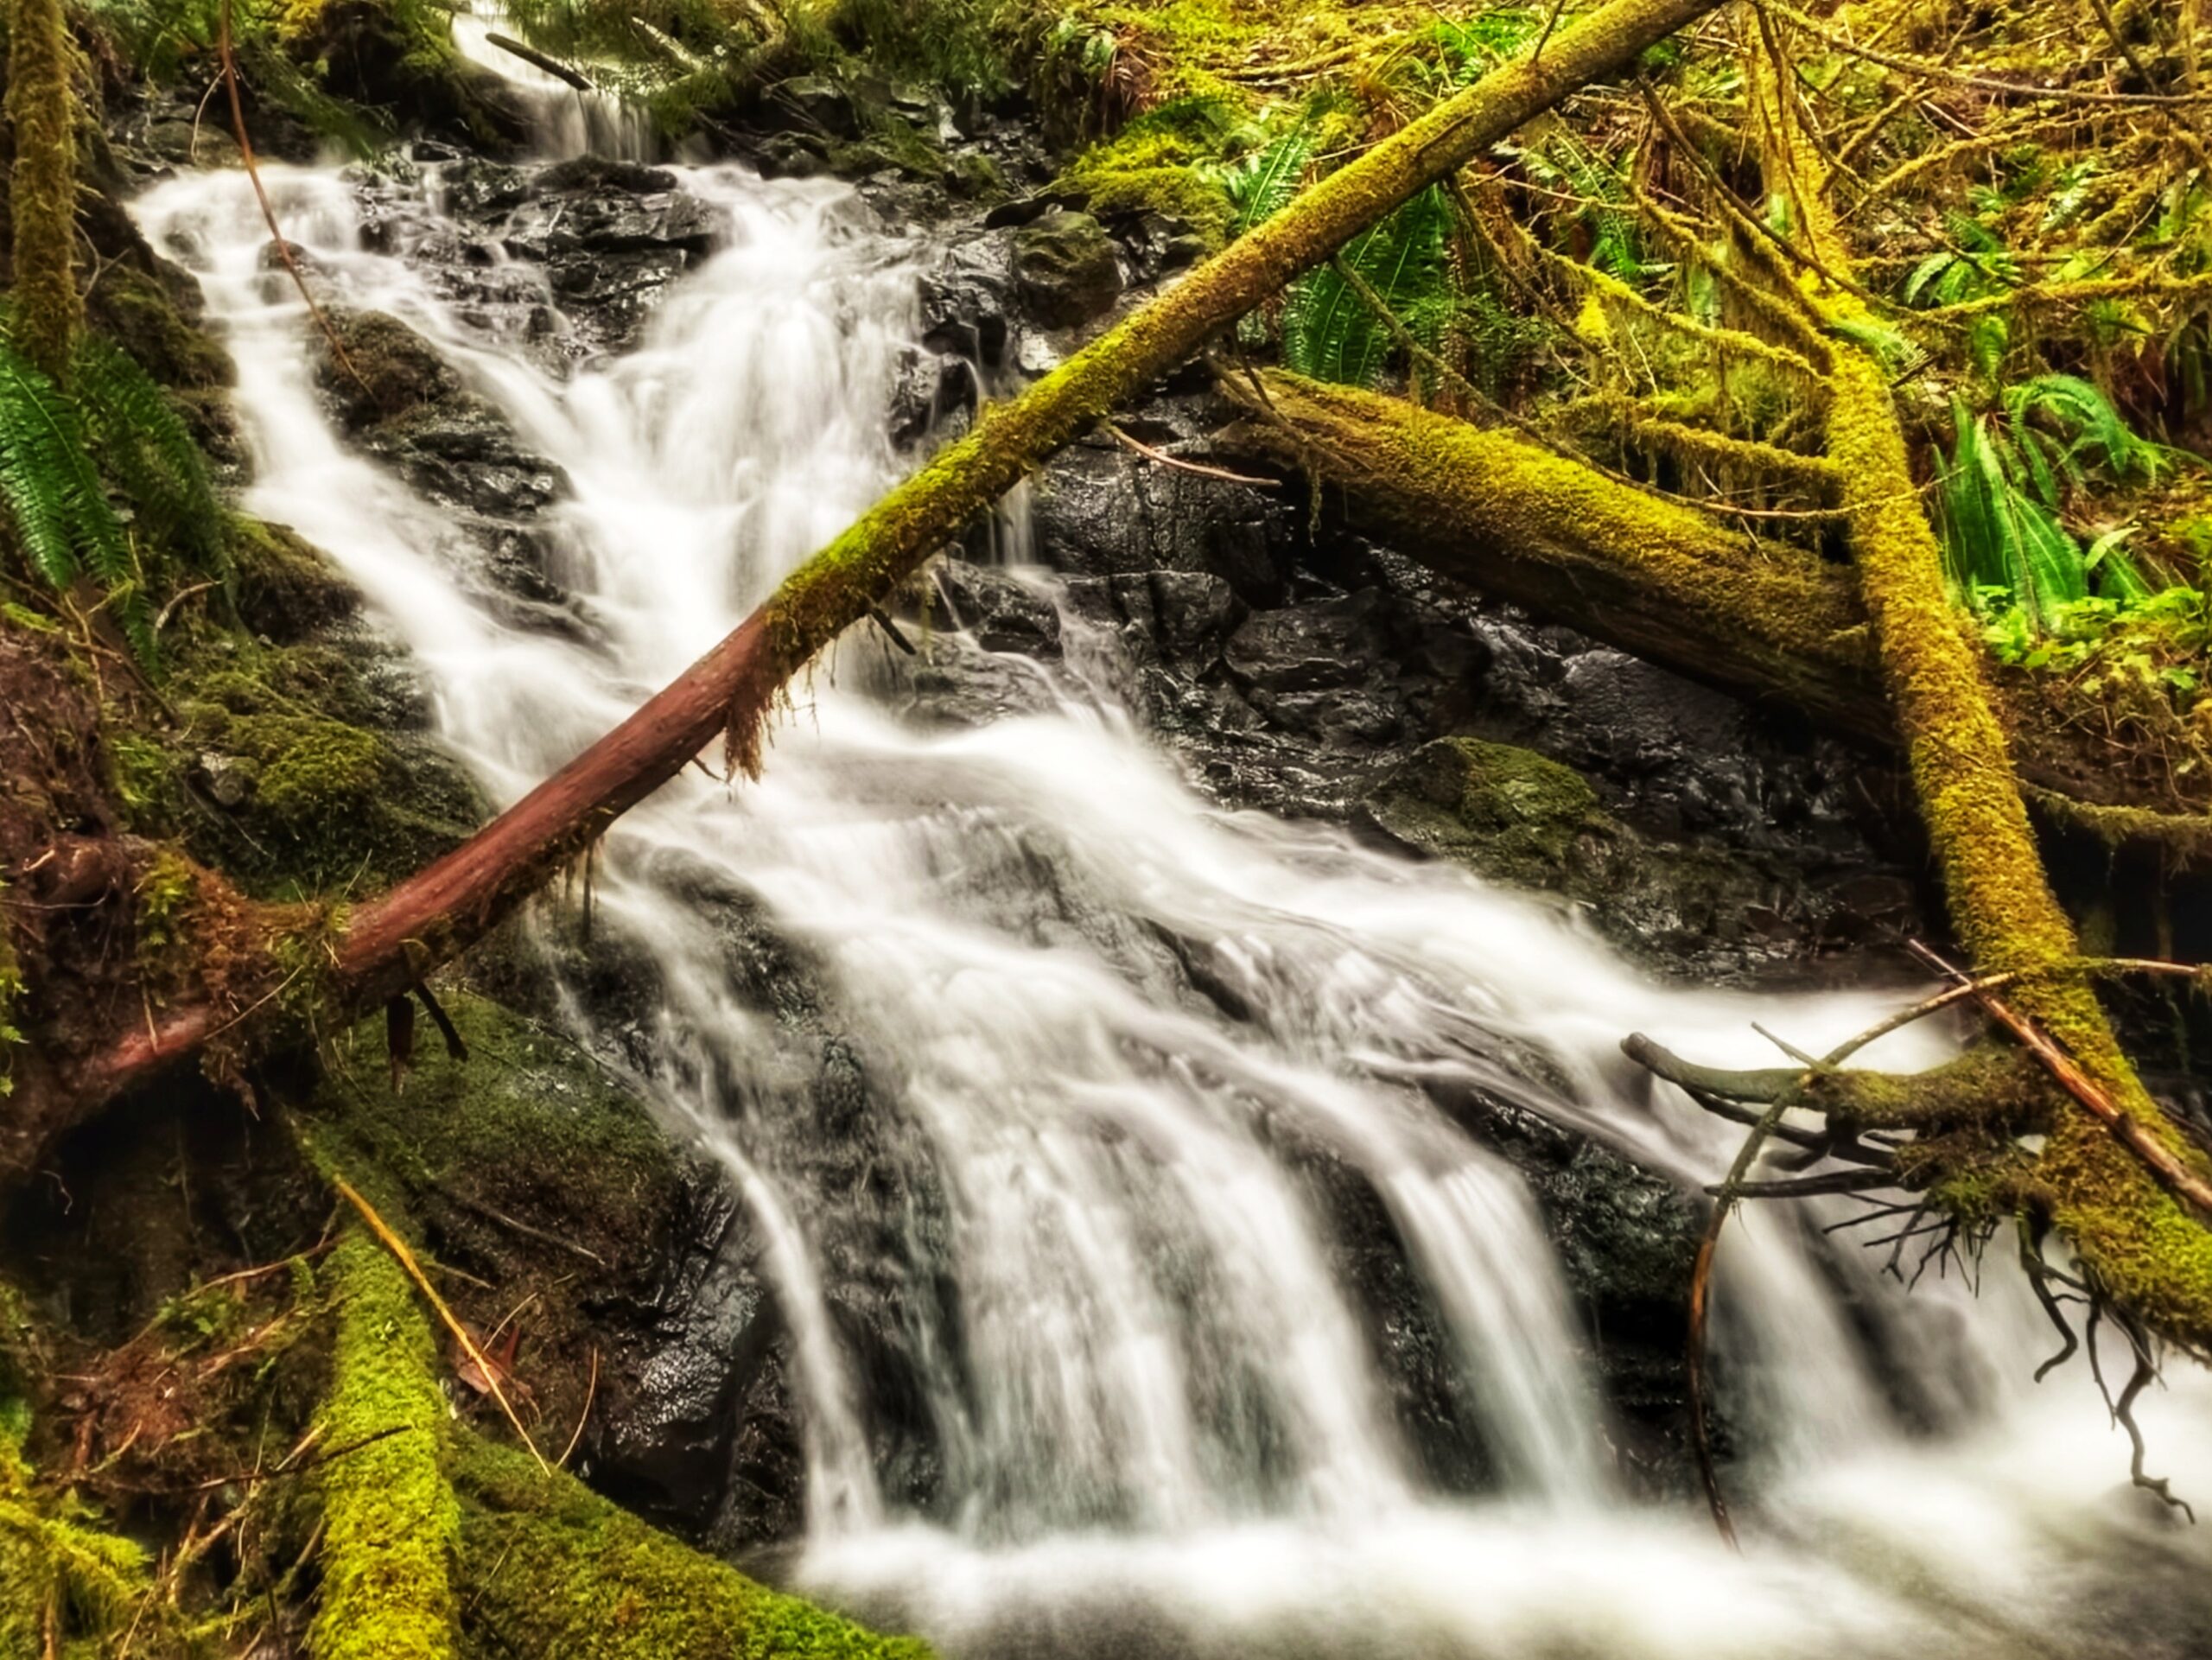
{"left": 128, "top": 45, "right": 2212, "bottom": 1660}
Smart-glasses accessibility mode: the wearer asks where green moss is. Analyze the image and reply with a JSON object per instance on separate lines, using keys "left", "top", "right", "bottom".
{"left": 0, "top": 1299, "right": 158, "bottom": 1657}
{"left": 85, "top": 264, "right": 233, "bottom": 392}
{"left": 451, "top": 1437, "right": 933, "bottom": 1660}
{"left": 307, "top": 990, "right": 679, "bottom": 1260}
{"left": 6, "top": 0, "right": 81, "bottom": 381}
{"left": 127, "top": 617, "right": 480, "bottom": 898}
{"left": 1058, "top": 99, "right": 1239, "bottom": 245}
{"left": 257, "top": 722, "right": 387, "bottom": 829}
{"left": 1368, "top": 735, "right": 1611, "bottom": 887}
{"left": 0, "top": 913, "right": 22, "bottom": 1100}
{"left": 312, "top": 1230, "right": 459, "bottom": 1660}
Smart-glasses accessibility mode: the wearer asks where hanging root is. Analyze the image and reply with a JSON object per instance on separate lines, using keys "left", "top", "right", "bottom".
{"left": 1633, "top": 946, "right": 2212, "bottom": 1527}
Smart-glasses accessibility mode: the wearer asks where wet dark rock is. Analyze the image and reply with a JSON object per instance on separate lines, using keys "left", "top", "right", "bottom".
{"left": 480, "top": 163, "right": 721, "bottom": 353}
{"left": 1363, "top": 736, "right": 1895, "bottom": 976}
{"left": 887, "top": 347, "right": 976, "bottom": 448}
{"left": 771, "top": 74, "right": 861, "bottom": 137}
{"left": 919, "top": 231, "right": 1014, "bottom": 366}
{"left": 1011, "top": 209, "right": 1123, "bottom": 329}
{"left": 1032, "top": 412, "right": 1294, "bottom": 605}
{"left": 595, "top": 1171, "right": 787, "bottom": 1530}
{"left": 929, "top": 559, "right": 1062, "bottom": 656}
{"left": 753, "top": 130, "right": 834, "bottom": 181}
{"left": 308, "top": 307, "right": 582, "bottom": 637}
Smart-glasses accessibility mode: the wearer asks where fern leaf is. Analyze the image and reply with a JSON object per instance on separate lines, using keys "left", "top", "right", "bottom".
{"left": 72, "top": 332, "right": 227, "bottom": 582}
{"left": 0, "top": 341, "right": 86, "bottom": 588}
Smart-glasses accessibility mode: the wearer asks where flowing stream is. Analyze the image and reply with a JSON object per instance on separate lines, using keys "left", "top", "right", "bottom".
{"left": 130, "top": 60, "right": 2212, "bottom": 1659}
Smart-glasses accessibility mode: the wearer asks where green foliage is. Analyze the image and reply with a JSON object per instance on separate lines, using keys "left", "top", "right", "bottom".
{"left": 1510, "top": 130, "right": 1644, "bottom": 281}
{"left": 1282, "top": 185, "right": 1451, "bottom": 387}
{"left": 1903, "top": 211, "right": 2022, "bottom": 309}
{"left": 0, "top": 333, "right": 149, "bottom": 657}
{"left": 1978, "top": 584, "right": 2211, "bottom": 706}
{"left": 837, "top": 0, "right": 1012, "bottom": 95}
{"left": 1214, "top": 120, "right": 1315, "bottom": 239}
{"left": 1940, "top": 399, "right": 2088, "bottom": 627}
{"left": 0, "top": 320, "right": 231, "bottom": 669}
{"left": 0, "top": 906, "right": 22, "bottom": 1100}
{"left": 1937, "top": 376, "right": 2190, "bottom": 627}
{"left": 72, "top": 333, "right": 227, "bottom": 580}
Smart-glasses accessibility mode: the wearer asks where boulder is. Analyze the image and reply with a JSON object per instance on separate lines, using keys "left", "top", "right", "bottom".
{"left": 1010, "top": 209, "right": 1122, "bottom": 330}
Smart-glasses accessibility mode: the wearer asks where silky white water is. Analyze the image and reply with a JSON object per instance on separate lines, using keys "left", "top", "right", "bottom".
{"left": 130, "top": 118, "right": 2212, "bottom": 1657}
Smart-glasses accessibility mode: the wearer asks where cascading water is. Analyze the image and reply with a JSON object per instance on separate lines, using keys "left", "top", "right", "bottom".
{"left": 130, "top": 73, "right": 2212, "bottom": 1659}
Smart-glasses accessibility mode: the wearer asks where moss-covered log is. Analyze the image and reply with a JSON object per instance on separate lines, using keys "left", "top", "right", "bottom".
{"left": 1746, "top": 35, "right": 2212, "bottom": 1351}
{"left": 1219, "top": 372, "right": 1881, "bottom": 740}
{"left": 452, "top": 1437, "right": 932, "bottom": 1659}
{"left": 5, "top": 0, "right": 81, "bottom": 383}
{"left": 55, "top": 0, "right": 1728, "bottom": 1167}
{"left": 308, "top": 1219, "right": 931, "bottom": 1659}
{"left": 313, "top": 1229, "right": 460, "bottom": 1660}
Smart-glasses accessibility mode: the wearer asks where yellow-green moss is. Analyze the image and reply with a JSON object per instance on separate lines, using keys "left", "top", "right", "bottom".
{"left": 306, "top": 990, "right": 679, "bottom": 1258}
{"left": 310, "top": 1230, "right": 458, "bottom": 1660}
{"left": 0, "top": 1286, "right": 156, "bottom": 1658}
{"left": 1058, "top": 101, "right": 1240, "bottom": 245}
{"left": 5, "top": 0, "right": 81, "bottom": 381}
{"left": 0, "top": 911, "right": 22, "bottom": 1100}
{"left": 451, "top": 1436, "right": 934, "bottom": 1660}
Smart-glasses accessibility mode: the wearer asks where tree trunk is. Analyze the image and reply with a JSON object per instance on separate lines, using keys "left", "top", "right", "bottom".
{"left": 5, "top": 0, "right": 80, "bottom": 383}
{"left": 39, "top": 0, "right": 1729, "bottom": 1173}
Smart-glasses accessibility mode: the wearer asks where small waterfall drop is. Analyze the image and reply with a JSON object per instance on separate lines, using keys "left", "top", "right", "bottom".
{"left": 129, "top": 53, "right": 2212, "bottom": 1659}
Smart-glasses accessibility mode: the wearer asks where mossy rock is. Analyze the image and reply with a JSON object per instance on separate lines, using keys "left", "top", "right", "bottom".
{"left": 1366, "top": 735, "right": 1624, "bottom": 892}
{"left": 1365, "top": 737, "right": 1826, "bottom": 971}
{"left": 305, "top": 990, "right": 683, "bottom": 1264}
{"left": 84, "top": 262, "right": 233, "bottom": 391}
{"left": 229, "top": 516, "right": 365, "bottom": 644}
{"left": 315, "top": 308, "right": 467, "bottom": 430}
{"left": 1011, "top": 209, "right": 1124, "bottom": 328}
{"left": 1056, "top": 99, "right": 1239, "bottom": 251}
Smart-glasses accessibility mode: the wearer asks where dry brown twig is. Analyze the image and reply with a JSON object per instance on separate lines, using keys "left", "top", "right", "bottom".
{"left": 217, "top": 0, "right": 372, "bottom": 398}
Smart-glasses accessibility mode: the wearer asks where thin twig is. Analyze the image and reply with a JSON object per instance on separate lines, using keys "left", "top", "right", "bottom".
{"left": 558, "top": 1347, "right": 599, "bottom": 1468}
{"left": 1105, "top": 422, "right": 1280, "bottom": 487}
{"left": 219, "top": 0, "right": 372, "bottom": 399}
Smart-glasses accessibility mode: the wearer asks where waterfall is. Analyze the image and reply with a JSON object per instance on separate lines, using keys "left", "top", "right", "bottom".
{"left": 130, "top": 95, "right": 2212, "bottom": 1660}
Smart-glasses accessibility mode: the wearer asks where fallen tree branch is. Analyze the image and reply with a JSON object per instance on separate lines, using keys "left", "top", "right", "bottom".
{"left": 485, "top": 31, "right": 594, "bottom": 92}
{"left": 1744, "top": 32, "right": 2212, "bottom": 1358}
{"left": 44, "top": 0, "right": 1732, "bottom": 1166}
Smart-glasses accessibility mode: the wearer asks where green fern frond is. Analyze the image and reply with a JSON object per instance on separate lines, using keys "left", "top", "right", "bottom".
{"left": 0, "top": 337, "right": 131, "bottom": 598}
{"left": 1219, "top": 124, "right": 1317, "bottom": 239}
{"left": 1937, "top": 400, "right": 2088, "bottom": 630}
{"left": 71, "top": 332, "right": 228, "bottom": 583}
{"left": 1282, "top": 186, "right": 1451, "bottom": 388}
